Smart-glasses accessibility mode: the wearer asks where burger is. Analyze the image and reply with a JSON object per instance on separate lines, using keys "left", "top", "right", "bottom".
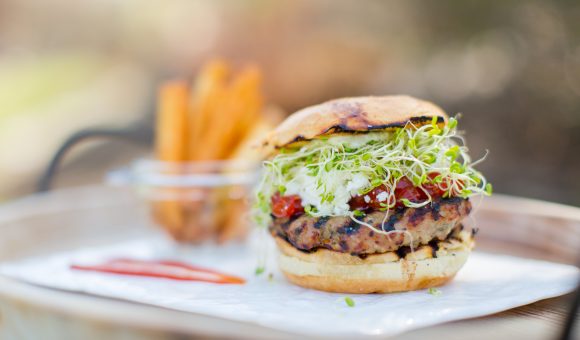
{"left": 254, "top": 95, "right": 491, "bottom": 293}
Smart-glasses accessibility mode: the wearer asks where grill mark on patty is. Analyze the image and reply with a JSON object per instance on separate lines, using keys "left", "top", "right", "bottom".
{"left": 278, "top": 224, "right": 466, "bottom": 259}
{"left": 382, "top": 211, "right": 402, "bottom": 232}
{"left": 337, "top": 220, "right": 361, "bottom": 235}
{"left": 293, "top": 221, "right": 306, "bottom": 237}
{"left": 339, "top": 240, "right": 349, "bottom": 252}
{"left": 313, "top": 216, "right": 329, "bottom": 229}
{"left": 408, "top": 206, "right": 431, "bottom": 226}
{"left": 448, "top": 197, "right": 464, "bottom": 213}
{"left": 270, "top": 198, "right": 471, "bottom": 255}
{"left": 431, "top": 201, "right": 441, "bottom": 221}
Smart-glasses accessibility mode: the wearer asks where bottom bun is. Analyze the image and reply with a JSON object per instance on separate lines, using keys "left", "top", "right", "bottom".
{"left": 275, "top": 233, "right": 473, "bottom": 294}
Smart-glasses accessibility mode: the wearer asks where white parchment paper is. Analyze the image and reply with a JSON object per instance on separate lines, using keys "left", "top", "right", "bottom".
{"left": 0, "top": 236, "right": 577, "bottom": 337}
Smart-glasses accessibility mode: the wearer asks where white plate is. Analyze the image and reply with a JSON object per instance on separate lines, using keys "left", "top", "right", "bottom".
{"left": 0, "top": 186, "right": 579, "bottom": 339}
{"left": 0, "top": 235, "right": 577, "bottom": 338}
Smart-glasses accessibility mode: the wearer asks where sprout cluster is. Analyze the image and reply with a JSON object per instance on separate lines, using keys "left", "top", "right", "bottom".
{"left": 253, "top": 117, "right": 491, "bottom": 228}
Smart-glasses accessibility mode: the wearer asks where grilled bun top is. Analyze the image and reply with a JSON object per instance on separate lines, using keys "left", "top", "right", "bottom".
{"left": 261, "top": 95, "right": 449, "bottom": 156}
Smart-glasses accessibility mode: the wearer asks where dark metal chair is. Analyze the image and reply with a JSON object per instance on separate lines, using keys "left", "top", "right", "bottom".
{"left": 37, "top": 123, "right": 153, "bottom": 192}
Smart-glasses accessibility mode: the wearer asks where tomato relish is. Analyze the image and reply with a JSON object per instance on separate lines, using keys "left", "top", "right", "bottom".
{"left": 271, "top": 173, "right": 456, "bottom": 219}
{"left": 271, "top": 192, "right": 305, "bottom": 218}
{"left": 349, "top": 175, "right": 445, "bottom": 211}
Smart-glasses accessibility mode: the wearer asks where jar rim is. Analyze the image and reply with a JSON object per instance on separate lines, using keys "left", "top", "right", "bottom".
{"left": 107, "top": 158, "right": 261, "bottom": 188}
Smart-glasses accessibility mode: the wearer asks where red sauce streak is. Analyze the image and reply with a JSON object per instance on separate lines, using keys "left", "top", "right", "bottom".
{"left": 71, "top": 258, "right": 245, "bottom": 284}
{"left": 271, "top": 192, "right": 305, "bottom": 218}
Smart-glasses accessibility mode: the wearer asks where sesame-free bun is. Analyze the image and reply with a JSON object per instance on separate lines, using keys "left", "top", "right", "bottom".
{"left": 262, "top": 95, "right": 448, "bottom": 156}
{"left": 274, "top": 234, "right": 472, "bottom": 294}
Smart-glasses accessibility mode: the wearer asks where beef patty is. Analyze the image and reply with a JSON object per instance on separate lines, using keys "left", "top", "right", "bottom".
{"left": 269, "top": 197, "right": 471, "bottom": 255}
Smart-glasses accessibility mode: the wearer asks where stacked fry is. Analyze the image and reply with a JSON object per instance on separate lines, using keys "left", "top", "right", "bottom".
{"left": 153, "top": 60, "right": 274, "bottom": 243}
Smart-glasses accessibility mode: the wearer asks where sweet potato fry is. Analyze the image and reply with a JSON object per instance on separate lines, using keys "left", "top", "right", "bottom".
{"left": 188, "top": 60, "right": 230, "bottom": 160}
{"left": 154, "top": 80, "right": 189, "bottom": 235}
{"left": 153, "top": 60, "right": 272, "bottom": 243}
{"left": 181, "top": 61, "right": 232, "bottom": 240}
{"left": 195, "top": 65, "right": 263, "bottom": 160}
{"left": 155, "top": 80, "right": 189, "bottom": 161}
{"left": 227, "top": 66, "right": 263, "bottom": 152}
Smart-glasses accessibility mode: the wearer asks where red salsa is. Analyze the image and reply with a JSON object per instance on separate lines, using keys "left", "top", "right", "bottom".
{"left": 271, "top": 192, "right": 305, "bottom": 218}
{"left": 271, "top": 173, "right": 456, "bottom": 218}
{"left": 349, "top": 176, "right": 445, "bottom": 211}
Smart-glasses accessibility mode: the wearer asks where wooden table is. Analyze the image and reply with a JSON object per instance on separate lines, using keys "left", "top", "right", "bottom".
{"left": 0, "top": 186, "right": 578, "bottom": 339}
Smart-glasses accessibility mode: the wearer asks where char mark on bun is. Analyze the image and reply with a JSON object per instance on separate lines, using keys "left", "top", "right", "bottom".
{"left": 279, "top": 115, "right": 448, "bottom": 148}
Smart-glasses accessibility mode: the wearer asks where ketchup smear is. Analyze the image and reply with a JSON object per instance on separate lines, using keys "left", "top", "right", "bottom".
{"left": 271, "top": 174, "right": 453, "bottom": 218}
{"left": 71, "top": 258, "right": 245, "bottom": 284}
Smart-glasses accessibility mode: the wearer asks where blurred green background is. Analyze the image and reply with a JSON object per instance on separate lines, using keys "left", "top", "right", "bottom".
{"left": 0, "top": 0, "right": 579, "bottom": 206}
